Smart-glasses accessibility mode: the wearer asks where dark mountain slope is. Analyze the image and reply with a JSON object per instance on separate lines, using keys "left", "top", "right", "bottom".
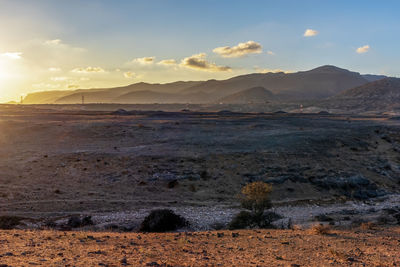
{"left": 218, "top": 86, "right": 274, "bottom": 104}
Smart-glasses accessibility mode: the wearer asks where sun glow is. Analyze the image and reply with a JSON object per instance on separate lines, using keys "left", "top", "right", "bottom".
{"left": 0, "top": 59, "right": 8, "bottom": 81}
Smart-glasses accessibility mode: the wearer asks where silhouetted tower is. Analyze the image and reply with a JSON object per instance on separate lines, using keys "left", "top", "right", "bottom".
{"left": 81, "top": 94, "right": 85, "bottom": 105}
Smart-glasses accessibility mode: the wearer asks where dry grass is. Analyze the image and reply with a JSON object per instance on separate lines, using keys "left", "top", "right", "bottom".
{"left": 310, "top": 223, "right": 331, "bottom": 235}
{"left": 360, "top": 221, "right": 377, "bottom": 230}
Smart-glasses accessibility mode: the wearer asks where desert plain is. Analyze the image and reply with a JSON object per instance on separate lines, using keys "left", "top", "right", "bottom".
{"left": 0, "top": 104, "right": 399, "bottom": 266}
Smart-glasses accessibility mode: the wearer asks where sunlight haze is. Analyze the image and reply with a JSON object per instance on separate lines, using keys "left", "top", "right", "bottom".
{"left": 0, "top": 0, "right": 399, "bottom": 102}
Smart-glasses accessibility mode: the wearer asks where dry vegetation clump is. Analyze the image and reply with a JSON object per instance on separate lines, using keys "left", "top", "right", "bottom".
{"left": 328, "top": 248, "right": 350, "bottom": 261}
{"left": 229, "top": 182, "right": 281, "bottom": 229}
{"left": 239, "top": 181, "right": 272, "bottom": 214}
{"left": 360, "top": 221, "right": 377, "bottom": 230}
{"left": 140, "top": 209, "right": 188, "bottom": 232}
{"left": 311, "top": 223, "right": 331, "bottom": 235}
{"left": 0, "top": 216, "right": 25, "bottom": 230}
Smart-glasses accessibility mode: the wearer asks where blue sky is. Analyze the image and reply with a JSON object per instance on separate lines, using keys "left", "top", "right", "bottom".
{"left": 0, "top": 0, "right": 399, "bottom": 101}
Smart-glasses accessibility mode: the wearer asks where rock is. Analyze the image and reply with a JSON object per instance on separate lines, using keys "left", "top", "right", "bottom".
{"left": 120, "top": 257, "right": 128, "bottom": 265}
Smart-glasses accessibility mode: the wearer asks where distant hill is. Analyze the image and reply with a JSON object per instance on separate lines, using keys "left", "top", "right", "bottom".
{"left": 327, "top": 77, "right": 400, "bottom": 112}
{"left": 362, "top": 74, "right": 387, "bottom": 82}
{"left": 181, "top": 65, "right": 370, "bottom": 100}
{"left": 218, "top": 86, "right": 274, "bottom": 104}
{"left": 336, "top": 77, "right": 400, "bottom": 100}
{"left": 23, "top": 90, "right": 73, "bottom": 104}
{"left": 23, "top": 65, "right": 381, "bottom": 104}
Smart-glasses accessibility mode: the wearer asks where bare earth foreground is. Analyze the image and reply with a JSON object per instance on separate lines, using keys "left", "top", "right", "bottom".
{"left": 0, "top": 227, "right": 399, "bottom": 266}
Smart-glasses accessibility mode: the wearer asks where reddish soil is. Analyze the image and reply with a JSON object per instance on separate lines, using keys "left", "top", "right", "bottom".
{"left": 0, "top": 227, "right": 399, "bottom": 266}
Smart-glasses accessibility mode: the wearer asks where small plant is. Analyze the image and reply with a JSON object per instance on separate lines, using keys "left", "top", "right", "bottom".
{"left": 311, "top": 223, "right": 331, "bottom": 235}
{"left": 229, "top": 182, "right": 278, "bottom": 229}
{"left": 140, "top": 209, "right": 187, "bottom": 232}
{"left": 240, "top": 181, "right": 272, "bottom": 215}
{"left": 360, "top": 222, "right": 376, "bottom": 230}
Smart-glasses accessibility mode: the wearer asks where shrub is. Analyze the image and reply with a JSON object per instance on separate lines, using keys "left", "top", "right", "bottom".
{"left": 67, "top": 215, "right": 94, "bottom": 228}
{"left": 228, "top": 211, "right": 280, "bottom": 230}
{"left": 140, "top": 209, "right": 187, "bottom": 232}
{"left": 311, "top": 224, "right": 331, "bottom": 235}
{"left": 229, "top": 211, "right": 254, "bottom": 229}
{"left": 360, "top": 222, "right": 376, "bottom": 230}
{"left": 0, "top": 216, "right": 24, "bottom": 229}
{"left": 240, "top": 181, "right": 272, "bottom": 215}
{"left": 229, "top": 182, "right": 277, "bottom": 229}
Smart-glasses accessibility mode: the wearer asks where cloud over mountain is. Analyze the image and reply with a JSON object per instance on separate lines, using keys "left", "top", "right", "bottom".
{"left": 71, "top": 67, "right": 105, "bottom": 73}
{"left": 157, "top": 59, "right": 177, "bottom": 65}
{"left": 180, "top": 53, "right": 231, "bottom": 72}
{"left": 123, "top": 71, "right": 135, "bottom": 78}
{"left": 132, "top": 57, "right": 155, "bottom": 64}
{"left": 213, "top": 41, "right": 262, "bottom": 58}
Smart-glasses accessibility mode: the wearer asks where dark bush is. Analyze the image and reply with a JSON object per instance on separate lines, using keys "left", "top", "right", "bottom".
{"left": 228, "top": 211, "right": 280, "bottom": 230}
{"left": 140, "top": 209, "right": 187, "bottom": 232}
{"left": 229, "top": 211, "right": 254, "bottom": 229}
{"left": 314, "top": 214, "right": 334, "bottom": 222}
{"left": 0, "top": 216, "right": 24, "bottom": 229}
{"left": 67, "top": 216, "right": 94, "bottom": 228}
{"left": 167, "top": 180, "right": 179, "bottom": 188}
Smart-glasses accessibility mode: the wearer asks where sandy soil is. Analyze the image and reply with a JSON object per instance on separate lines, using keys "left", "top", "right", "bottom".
{"left": 0, "top": 227, "right": 399, "bottom": 266}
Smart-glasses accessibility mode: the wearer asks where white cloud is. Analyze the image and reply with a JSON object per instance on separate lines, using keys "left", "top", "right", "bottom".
{"left": 157, "top": 59, "right": 177, "bottom": 65}
{"left": 67, "top": 84, "right": 80, "bottom": 89}
{"left": 123, "top": 71, "right": 135, "bottom": 78}
{"left": 213, "top": 41, "right": 262, "bottom": 58}
{"left": 255, "top": 67, "right": 292, "bottom": 74}
{"left": 50, "top": 76, "right": 69, "bottom": 81}
{"left": 71, "top": 66, "right": 106, "bottom": 73}
{"left": 180, "top": 53, "right": 231, "bottom": 72}
{"left": 44, "top": 39, "right": 62, "bottom": 45}
{"left": 356, "top": 45, "right": 370, "bottom": 54}
{"left": 132, "top": 56, "right": 155, "bottom": 64}
{"left": 1, "top": 52, "right": 22, "bottom": 59}
{"left": 48, "top": 67, "right": 61, "bottom": 72}
{"left": 266, "top": 51, "right": 275, "bottom": 56}
{"left": 304, "top": 29, "right": 318, "bottom": 37}
{"left": 32, "top": 83, "right": 60, "bottom": 89}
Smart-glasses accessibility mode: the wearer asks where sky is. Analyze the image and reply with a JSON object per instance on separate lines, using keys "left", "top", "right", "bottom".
{"left": 0, "top": 0, "right": 400, "bottom": 102}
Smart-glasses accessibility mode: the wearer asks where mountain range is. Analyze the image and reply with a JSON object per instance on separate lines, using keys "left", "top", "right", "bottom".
{"left": 22, "top": 65, "right": 387, "bottom": 105}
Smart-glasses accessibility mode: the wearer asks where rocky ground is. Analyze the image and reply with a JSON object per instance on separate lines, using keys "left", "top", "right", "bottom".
{"left": 0, "top": 104, "right": 400, "bottom": 229}
{"left": 0, "top": 227, "right": 399, "bottom": 266}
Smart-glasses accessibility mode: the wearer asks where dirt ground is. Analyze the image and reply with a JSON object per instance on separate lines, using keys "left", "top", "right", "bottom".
{"left": 0, "top": 227, "right": 399, "bottom": 266}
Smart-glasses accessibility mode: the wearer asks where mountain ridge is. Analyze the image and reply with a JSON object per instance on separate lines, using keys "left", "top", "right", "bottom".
{"left": 22, "top": 65, "right": 387, "bottom": 104}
